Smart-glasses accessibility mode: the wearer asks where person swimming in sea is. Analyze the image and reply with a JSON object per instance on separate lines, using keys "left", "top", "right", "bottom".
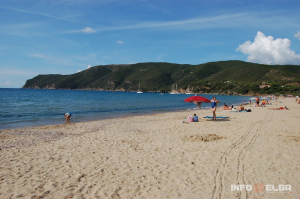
{"left": 211, "top": 96, "right": 220, "bottom": 120}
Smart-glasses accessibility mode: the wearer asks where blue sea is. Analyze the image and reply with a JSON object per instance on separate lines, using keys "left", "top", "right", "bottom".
{"left": 0, "top": 88, "right": 252, "bottom": 130}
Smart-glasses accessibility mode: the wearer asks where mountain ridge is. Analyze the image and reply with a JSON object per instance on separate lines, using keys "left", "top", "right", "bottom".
{"left": 23, "top": 60, "right": 300, "bottom": 95}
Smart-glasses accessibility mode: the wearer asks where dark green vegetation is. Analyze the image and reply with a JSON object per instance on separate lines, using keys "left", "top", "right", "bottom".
{"left": 23, "top": 61, "right": 300, "bottom": 95}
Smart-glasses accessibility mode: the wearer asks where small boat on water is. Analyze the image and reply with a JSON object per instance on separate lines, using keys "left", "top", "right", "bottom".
{"left": 137, "top": 83, "right": 143, "bottom": 93}
{"left": 186, "top": 86, "right": 192, "bottom": 94}
{"left": 170, "top": 84, "right": 179, "bottom": 94}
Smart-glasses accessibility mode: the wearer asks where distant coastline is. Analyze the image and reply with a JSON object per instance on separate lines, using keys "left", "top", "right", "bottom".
{"left": 20, "top": 87, "right": 273, "bottom": 97}
{"left": 22, "top": 61, "right": 300, "bottom": 96}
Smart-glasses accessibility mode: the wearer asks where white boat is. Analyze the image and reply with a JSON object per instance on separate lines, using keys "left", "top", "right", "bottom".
{"left": 186, "top": 86, "right": 192, "bottom": 94}
{"left": 170, "top": 84, "right": 179, "bottom": 94}
{"left": 137, "top": 83, "right": 143, "bottom": 93}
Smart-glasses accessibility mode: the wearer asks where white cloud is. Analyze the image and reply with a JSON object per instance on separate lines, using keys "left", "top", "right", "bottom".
{"left": 76, "top": 64, "right": 91, "bottom": 73}
{"left": 294, "top": 31, "right": 300, "bottom": 41}
{"left": 28, "top": 52, "right": 46, "bottom": 59}
{"left": 236, "top": 31, "right": 300, "bottom": 65}
{"left": 117, "top": 40, "right": 124, "bottom": 44}
{"left": 82, "top": 27, "right": 96, "bottom": 33}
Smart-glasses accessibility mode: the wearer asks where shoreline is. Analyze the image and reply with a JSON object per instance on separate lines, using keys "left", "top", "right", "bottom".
{"left": 0, "top": 95, "right": 286, "bottom": 132}
{"left": 1, "top": 88, "right": 266, "bottom": 131}
{"left": 0, "top": 94, "right": 289, "bottom": 132}
{"left": 0, "top": 107, "right": 203, "bottom": 131}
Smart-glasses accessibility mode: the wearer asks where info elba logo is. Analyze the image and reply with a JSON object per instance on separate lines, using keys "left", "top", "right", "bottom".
{"left": 231, "top": 182, "right": 292, "bottom": 193}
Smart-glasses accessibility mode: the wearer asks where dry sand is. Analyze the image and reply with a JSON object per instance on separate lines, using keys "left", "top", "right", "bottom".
{"left": 0, "top": 98, "right": 299, "bottom": 199}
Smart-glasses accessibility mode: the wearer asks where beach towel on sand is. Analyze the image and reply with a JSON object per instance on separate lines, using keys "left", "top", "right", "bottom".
{"left": 204, "top": 116, "right": 228, "bottom": 119}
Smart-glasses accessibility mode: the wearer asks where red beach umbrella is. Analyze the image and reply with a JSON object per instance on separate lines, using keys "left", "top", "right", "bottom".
{"left": 184, "top": 95, "right": 210, "bottom": 114}
{"left": 184, "top": 95, "right": 210, "bottom": 103}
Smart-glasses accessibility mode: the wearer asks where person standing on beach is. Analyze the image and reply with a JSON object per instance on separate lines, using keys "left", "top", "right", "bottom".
{"left": 256, "top": 97, "right": 260, "bottom": 107}
{"left": 211, "top": 96, "right": 220, "bottom": 120}
{"left": 194, "top": 101, "right": 202, "bottom": 109}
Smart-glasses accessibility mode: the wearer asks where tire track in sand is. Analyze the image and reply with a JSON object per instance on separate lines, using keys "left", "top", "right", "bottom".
{"left": 211, "top": 113, "right": 271, "bottom": 199}
{"left": 236, "top": 113, "right": 272, "bottom": 199}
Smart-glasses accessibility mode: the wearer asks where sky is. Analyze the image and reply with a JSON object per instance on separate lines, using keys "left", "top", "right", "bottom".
{"left": 0, "top": 0, "right": 299, "bottom": 88}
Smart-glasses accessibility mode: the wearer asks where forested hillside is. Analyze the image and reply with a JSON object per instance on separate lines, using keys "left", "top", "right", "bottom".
{"left": 23, "top": 61, "right": 300, "bottom": 95}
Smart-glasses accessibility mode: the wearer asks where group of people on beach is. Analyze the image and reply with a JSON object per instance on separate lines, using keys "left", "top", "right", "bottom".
{"left": 65, "top": 96, "right": 222, "bottom": 123}
{"left": 186, "top": 114, "right": 199, "bottom": 123}
{"left": 254, "top": 97, "right": 273, "bottom": 107}
{"left": 65, "top": 95, "right": 295, "bottom": 123}
{"left": 187, "top": 96, "right": 220, "bottom": 122}
{"left": 197, "top": 95, "right": 286, "bottom": 120}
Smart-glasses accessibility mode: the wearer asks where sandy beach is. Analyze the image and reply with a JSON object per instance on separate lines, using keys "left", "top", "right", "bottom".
{"left": 0, "top": 98, "right": 299, "bottom": 199}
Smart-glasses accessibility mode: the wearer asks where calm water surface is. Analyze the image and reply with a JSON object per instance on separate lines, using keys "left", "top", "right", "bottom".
{"left": 0, "top": 88, "right": 252, "bottom": 130}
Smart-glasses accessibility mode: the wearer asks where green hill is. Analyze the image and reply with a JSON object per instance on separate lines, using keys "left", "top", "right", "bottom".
{"left": 23, "top": 61, "right": 300, "bottom": 95}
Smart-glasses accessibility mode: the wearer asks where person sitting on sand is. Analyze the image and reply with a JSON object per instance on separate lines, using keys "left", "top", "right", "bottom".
{"left": 237, "top": 104, "right": 244, "bottom": 111}
{"left": 222, "top": 103, "right": 230, "bottom": 110}
{"left": 223, "top": 105, "right": 232, "bottom": 110}
{"left": 230, "top": 105, "right": 237, "bottom": 111}
{"left": 64, "top": 112, "right": 72, "bottom": 121}
{"left": 193, "top": 114, "right": 198, "bottom": 122}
